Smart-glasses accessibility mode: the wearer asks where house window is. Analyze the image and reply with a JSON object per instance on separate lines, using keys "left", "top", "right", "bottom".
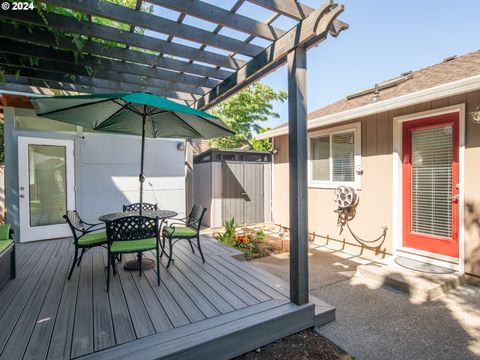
{"left": 308, "top": 123, "right": 361, "bottom": 189}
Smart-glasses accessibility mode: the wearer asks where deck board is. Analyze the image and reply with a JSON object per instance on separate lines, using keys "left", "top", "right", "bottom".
{"left": 0, "top": 241, "right": 51, "bottom": 312}
{"left": 175, "top": 242, "right": 259, "bottom": 306}
{"left": 115, "top": 256, "right": 156, "bottom": 339}
{"left": 23, "top": 245, "right": 71, "bottom": 360}
{"left": 1, "top": 248, "right": 61, "bottom": 359}
{"left": 0, "top": 236, "right": 333, "bottom": 360}
{"left": 47, "top": 252, "right": 80, "bottom": 360}
{"left": 101, "top": 252, "right": 136, "bottom": 346}
{"left": 92, "top": 250, "right": 115, "bottom": 352}
{"left": 0, "top": 241, "right": 58, "bottom": 351}
{"left": 172, "top": 244, "right": 247, "bottom": 310}
{"left": 71, "top": 250, "right": 94, "bottom": 358}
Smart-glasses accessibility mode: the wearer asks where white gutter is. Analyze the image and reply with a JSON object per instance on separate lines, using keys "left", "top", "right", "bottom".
{"left": 0, "top": 90, "right": 48, "bottom": 97}
{"left": 257, "top": 74, "right": 480, "bottom": 139}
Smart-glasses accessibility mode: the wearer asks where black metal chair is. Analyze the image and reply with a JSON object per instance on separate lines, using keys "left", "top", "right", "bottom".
{"left": 162, "top": 204, "right": 207, "bottom": 268}
{"left": 105, "top": 215, "right": 161, "bottom": 291}
{"left": 123, "top": 202, "right": 158, "bottom": 212}
{"left": 64, "top": 210, "right": 107, "bottom": 280}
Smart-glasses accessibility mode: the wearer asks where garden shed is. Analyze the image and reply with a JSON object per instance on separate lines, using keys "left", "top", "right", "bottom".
{"left": 193, "top": 149, "right": 272, "bottom": 228}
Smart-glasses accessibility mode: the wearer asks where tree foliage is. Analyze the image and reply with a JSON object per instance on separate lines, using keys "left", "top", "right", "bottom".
{"left": 209, "top": 83, "right": 286, "bottom": 150}
{"left": 0, "top": 0, "right": 154, "bottom": 83}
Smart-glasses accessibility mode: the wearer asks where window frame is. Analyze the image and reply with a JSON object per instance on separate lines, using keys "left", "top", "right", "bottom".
{"left": 307, "top": 122, "right": 362, "bottom": 189}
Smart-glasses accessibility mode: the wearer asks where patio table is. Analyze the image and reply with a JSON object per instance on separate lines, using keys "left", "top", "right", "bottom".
{"left": 99, "top": 209, "right": 177, "bottom": 270}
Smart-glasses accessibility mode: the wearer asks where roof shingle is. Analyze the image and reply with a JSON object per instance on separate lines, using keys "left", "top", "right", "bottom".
{"left": 273, "top": 50, "right": 480, "bottom": 130}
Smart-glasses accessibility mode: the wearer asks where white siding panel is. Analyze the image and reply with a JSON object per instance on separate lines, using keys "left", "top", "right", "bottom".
{"left": 76, "top": 134, "right": 185, "bottom": 223}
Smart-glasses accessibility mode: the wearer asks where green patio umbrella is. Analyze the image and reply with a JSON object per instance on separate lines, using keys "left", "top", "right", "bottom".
{"left": 30, "top": 92, "right": 233, "bottom": 212}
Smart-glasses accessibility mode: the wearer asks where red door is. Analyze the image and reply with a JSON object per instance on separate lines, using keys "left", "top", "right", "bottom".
{"left": 402, "top": 112, "right": 459, "bottom": 258}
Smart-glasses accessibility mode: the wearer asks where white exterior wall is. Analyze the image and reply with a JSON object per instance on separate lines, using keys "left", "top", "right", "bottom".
{"left": 5, "top": 107, "right": 186, "bottom": 239}
{"left": 76, "top": 134, "right": 186, "bottom": 223}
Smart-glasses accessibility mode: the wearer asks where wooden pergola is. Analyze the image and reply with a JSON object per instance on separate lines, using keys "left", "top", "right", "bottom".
{"left": 0, "top": 0, "right": 347, "bottom": 305}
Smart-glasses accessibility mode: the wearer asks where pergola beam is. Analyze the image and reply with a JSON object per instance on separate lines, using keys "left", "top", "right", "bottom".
{"left": 0, "top": 54, "right": 205, "bottom": 98}
{"left": 0, "top": 9, "right": 245, "bottom": 69}
{"left": 40, "top": 0, "right": 263, "bottom": 57}
{"left": 249, "top": 0, "right": 347, "bottom": 37}
{"left": 1, "top": 75, "right": 108, "bottom": 95}
{"left": 1, "top": 68, "right": 199, "bottom": 101}
{"left": 196, "top": 2, "right": 346, "bottom": 110}
{"left": 248, "top": 0, "right": 314, "bottom": 20}
{"left": 0, "top": 41, "right": 211, "bottom": 94}
{"left": 0, "top": 24, "right": 230, "bottom": 82}
{"left": 0, "top": 79, "right": 190, "bottom": 104}
{"left": 150, "top": 0, "right": 285, "bottom": 41}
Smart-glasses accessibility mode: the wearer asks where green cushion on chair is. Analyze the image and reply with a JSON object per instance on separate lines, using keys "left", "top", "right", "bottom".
{"left": 163, "top": 226, "right": 197, "bottom": 238}
{"left": 78, "top": 231, "right": 107, "bottom": 246}
{"left": 110, "top": 237, "right": 158, "bottom": 253}
{"left": 0, "top": 240, "right": 13, "bottom": 254}
{"left": 0, "top": 224, "right": 10, "bottom": 240}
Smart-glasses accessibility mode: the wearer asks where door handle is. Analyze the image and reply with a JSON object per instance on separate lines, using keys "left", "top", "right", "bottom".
{"left": 20, "top": 194, "right": 25, "bottom": 198}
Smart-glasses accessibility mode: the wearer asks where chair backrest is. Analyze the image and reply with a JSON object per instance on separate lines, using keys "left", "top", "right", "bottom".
{"left": 123, "top": 202, "right": 158, "bottom": 212}
{"left": 106, "top": 216, "right": 159, "bottom": 244}
{"left": 64, "top": 210, "right": 85, "bottom": 236}
{"left": 186, "top": 204, "right": 207, "bottom": 231}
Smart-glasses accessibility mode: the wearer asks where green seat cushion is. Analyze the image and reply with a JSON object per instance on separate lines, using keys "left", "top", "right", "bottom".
{"left": 162, "top": 226, "right": 197, "bottom": 238}
{"left": 0, "top": 224, "right": 10, "bottom": 240}
{"left": 110, "top": 237, "right": 158, "bottom": 253}
{"left": 0, "top": 240, "right": 13, "bottom": 254}
{"left": 78, "top": 231, "right": 107, "bottom": 246}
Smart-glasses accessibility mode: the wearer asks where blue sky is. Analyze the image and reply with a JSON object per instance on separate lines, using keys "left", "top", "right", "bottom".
{"left": 148, "top": 1, "right": 480, "bottom": 128}
{"left": 258, "top": 0, "right": 480, "bottom": 128}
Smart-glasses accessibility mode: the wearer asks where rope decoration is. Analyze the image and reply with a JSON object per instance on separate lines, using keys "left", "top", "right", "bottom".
{"left": 333, "top": 187, "right": 387, "bottom": 248}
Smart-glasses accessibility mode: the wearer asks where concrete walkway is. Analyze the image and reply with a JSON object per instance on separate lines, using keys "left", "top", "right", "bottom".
{"left": 251, "top": 245, "right": 480, "bottom": 360}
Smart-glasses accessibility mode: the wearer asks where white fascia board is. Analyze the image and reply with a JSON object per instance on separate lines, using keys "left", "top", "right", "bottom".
{"left": 0, "top": 89, "right": 48, "bottom": 97}
{"left": 257, "top": 74, "right": 480, "bottom": 139}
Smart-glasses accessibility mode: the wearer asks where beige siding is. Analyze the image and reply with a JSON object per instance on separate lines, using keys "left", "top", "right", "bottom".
{"left": 273, "top": 90, "right": 480, "bottom": 278}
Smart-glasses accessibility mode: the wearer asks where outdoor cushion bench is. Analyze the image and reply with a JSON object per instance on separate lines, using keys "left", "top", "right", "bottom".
{"left": 0, "top": 224, "right": 15, "bottom": 292}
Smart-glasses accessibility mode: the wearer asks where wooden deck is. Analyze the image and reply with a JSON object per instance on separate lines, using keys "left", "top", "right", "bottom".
{"left": 0, "top": 236, "right": 334, "bottom": 360}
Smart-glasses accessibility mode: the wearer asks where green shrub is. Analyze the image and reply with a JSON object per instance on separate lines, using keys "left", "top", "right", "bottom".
{"left": 215, "top": 220, "right": 281, "bottom": 260}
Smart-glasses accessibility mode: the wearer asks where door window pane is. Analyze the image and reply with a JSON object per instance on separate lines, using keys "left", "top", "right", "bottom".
{"left": 411, "top": 126, "right": 452, "bottom": 238}
{"left": 28, "top": 145, "right": 67, "bottom": 227}
{"left": 310, "top": 136, "right": 330, "bottom": 181}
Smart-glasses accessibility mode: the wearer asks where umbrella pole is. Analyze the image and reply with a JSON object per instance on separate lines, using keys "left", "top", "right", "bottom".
{"left": 139, "top": 106, "right": 146, "bottom": 216}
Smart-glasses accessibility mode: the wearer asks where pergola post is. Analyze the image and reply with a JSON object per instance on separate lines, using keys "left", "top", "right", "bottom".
{"left": 287, "top": 46, "right": 309, "bottom": 306}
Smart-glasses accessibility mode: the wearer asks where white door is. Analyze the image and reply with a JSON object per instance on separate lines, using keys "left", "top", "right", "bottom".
{"left": 18, "top": 137, "right": 75, "bottom": 242}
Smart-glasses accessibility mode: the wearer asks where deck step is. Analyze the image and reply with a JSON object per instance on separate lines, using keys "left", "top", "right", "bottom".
{"left": 355, "top": 257, "right": 465, "bottom": 301}
{"left": 309, "top": 294, "right": 336, "bottom": 327}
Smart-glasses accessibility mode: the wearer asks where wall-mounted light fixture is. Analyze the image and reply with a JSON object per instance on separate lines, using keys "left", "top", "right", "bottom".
{"left": 177, "top": 142, "right": 185, "bottom": 151}
{"left": 470, "top": 105, "right": 480, "bottom": 124}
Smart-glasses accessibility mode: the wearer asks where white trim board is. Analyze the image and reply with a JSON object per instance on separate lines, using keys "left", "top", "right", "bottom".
{"left": 18, "top": 136, "right": 76, "bottom": 242}
{"left": 392, "top": 104, "right": 465, "bottom": 273}
{"left": 258, "top": 74, "right": 480, "bottom": 139}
